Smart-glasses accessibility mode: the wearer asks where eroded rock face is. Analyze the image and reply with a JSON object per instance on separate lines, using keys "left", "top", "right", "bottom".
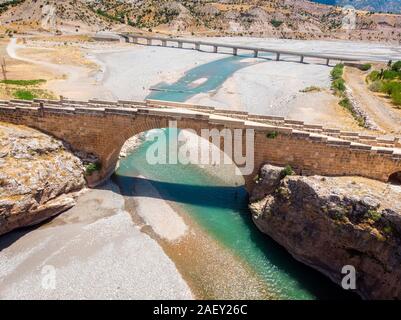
{"left": 249, "top": 164, "right": 401, "bottom": 300}
{"left": 0, "top": 122, "right": 86, "bottom": 236}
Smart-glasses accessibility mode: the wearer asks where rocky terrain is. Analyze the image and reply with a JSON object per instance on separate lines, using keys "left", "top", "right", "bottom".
{"left": 0, "top": 122, "right": 87, "bottom": 236}
{"left": 0, "top": 1, "right": 400, "bottom": 42}
{"left": 249, "top": 164, "right": 401, "bottom": 300}
{"left": 311, "top": 1, "right": 401, "bottom": 14}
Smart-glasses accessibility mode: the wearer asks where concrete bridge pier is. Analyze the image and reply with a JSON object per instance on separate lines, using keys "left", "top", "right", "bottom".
{"left": 253, "top": 50, "right": 258, "bottom": 58}
{"left": 161, "top": 40, "right": 167, "bottom": 47}
{"left": 276, "top": 53, "right": 280, "bottom": 61}
{"left": 195, "top": 43, "right": 200, "bottom": 50}
{"left": 233, "top": 48, "right": 238, "bottom": 56}
{"left": 213, "top": 46, "right": 218, "bottom": 53}
{"left": 300, "top": 55, "right": 304, "bottom": 63}
{"left": 326, "top": 58, "right": 330, "bottom": 66}
{"left": 147, "top": 39, "right": 152, "bottom": 46}
{"left": 178, "top": 41, "right": 183, "bottom": 48}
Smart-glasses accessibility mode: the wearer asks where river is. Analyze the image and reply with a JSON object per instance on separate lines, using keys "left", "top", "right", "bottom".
{"left": 113, "top": 52, "right": 357, "bottom": 298}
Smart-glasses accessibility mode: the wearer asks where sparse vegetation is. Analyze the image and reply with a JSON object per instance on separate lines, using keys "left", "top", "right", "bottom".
{"left": 365, "top": 209, "right": 382, "bottom": 222}
{"left": 14, "top": 89, "right": 36, "bottom": 100}
{"left": 359, "top": 63, "right": 372, "bottom": 71}
{"left": 366, "top": 61, "right": 401, "bottom": 107}
{"left": 0, "top": 79, "right": 46, "bottom": 86}
{"left": 300, "top": 86, "right": 322, "bottom": 93}
{"left": 281, "top": 165, "right": 294, "bottom": 178}
{"left": 330, "top": 64, "right": 365, "bottom": 127}
{"left": 330, "top": 63, "right": 344, "bottom": 81}
{"left": 270, "top": 19, "right": 283, "bottom": 28}
{"left": 266, "top": 131, "right": 278, "bottom": 139}
{"left": 85, "top": 162, "right": 102, "bottom": 176}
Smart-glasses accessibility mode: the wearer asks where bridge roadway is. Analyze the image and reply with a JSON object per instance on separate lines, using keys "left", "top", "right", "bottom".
{"left": 120, "top": 33, "right": 361, "bottom": 65}
{"left": 0, "top": 98, "right": 400, "bottom": 189}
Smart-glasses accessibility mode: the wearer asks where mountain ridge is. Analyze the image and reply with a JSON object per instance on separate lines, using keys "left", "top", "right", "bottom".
{"left": 0, "top": 0, "right": 400, "bottom": 43}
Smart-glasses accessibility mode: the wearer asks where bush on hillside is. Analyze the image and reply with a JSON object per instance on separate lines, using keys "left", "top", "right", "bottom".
{"left": 332, "top": 78, "right": 346, "bottom": 93}
{"left": 391, "top": 61, "right": 401, "bottom": 72}
{"left": 368, "top": 80, "right": 383, "bottom": 92}
{"left": 330, "top": 64, "right": 344, "bottom": 80}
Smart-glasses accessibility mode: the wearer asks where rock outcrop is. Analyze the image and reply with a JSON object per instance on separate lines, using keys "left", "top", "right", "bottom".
{"left": 0, "top": 122, "right": 86, "bottom": 236}
{"left": 249, "top": 164, "right": 401, "bottom": 300}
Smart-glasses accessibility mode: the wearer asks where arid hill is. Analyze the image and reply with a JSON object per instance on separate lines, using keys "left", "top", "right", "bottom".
{"left": 0, "top": 0, "right": 400, "bottom": 42}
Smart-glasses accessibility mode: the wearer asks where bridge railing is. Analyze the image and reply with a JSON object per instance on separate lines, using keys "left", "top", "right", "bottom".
{"left": 119, "top": 33, "right": 361, "bottom": 64}
{"left": 1, "top": 98, "right": 400, "bottom": 151}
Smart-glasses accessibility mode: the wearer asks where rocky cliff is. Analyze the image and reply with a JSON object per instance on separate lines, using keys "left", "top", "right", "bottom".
{"left": 249, "top": 164, "right": 401, "bottom": 300}
{"left": 0, "top": 122, "right": 86, "bottom": 236}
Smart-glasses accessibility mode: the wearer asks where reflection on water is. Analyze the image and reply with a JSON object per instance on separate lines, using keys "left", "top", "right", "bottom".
{"left": 114, "top": 131, "right": 358, "bottom": 300}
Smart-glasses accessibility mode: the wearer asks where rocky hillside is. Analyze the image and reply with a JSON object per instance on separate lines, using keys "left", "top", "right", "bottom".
{"left": 0, "top": 0, "right": 400, "bottom": 42}
{"left": 249, "top": 164, "right": 401, "bottom": 300}
{"left": 311, "top": 1, "right": 401, "bottom": 14}
{"left": 87, "top": 0, "right": 401, "bottom": 42}
{"left": 0, "top": 0, "right": 137, "bottom": 33}
{"left": 0, "top": 122, "right": 87, "bottom": 236}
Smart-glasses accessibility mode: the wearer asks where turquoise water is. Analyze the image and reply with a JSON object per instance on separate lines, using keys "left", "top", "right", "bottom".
{"left": 147, "top": 55, "right": 261, "bottom": 102}
{"left": 115, "top": 55, "right": 357, "bottom": 299}
{"left": 114, "top": 130, "right": 356, "bottom": 300}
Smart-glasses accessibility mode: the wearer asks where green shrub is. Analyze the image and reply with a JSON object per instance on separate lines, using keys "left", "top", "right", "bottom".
{"left": 266, "top": 131, "right": 278, "bottom": 139}
{"left": 14, "top": 90, "right": 36, "bottom": 100}
{"left": 382, "top": 70, "right": 400, "bottom": 80}
{"left": 300, "top": 86, "right": 321, "bottom": 93}
{"left": 367, "top": 70, "right": 381, "bottom": 81}
{"left": 339, "top": 97, "right": 351, "bottom": 110}
{"left": 85, "top": 162, "right": 102, "bottom": 176}
{"left": 391, "top": 90, "right": 401, "bottom": 106}
{"left": 330, "top": 64, "right": 344, "bottom": 80}
{"left": 365, "top": 209, "right": 382, "bottom": 222}
{"left": 281, "top": 165, "right": 294, "bottom": 178}
{"left": 381, "top": 81, "right": 401, "bottom": 95}
{"left": 391, "top": 61, "right": 401, "bottom": 72}
{"left": 270, "top": 19, "right": 283, "bottom": 28}
{"left": 359, "top": 63, "right": 372, "bottom": 71}
{"left": 332, "top": 78, "right": 346, "bottom": 92}
{"left": 368, "top": 80, "right": 383, "bottom": 92}
{"left": 0, "top": 79, "right": 46, "bottom": 86}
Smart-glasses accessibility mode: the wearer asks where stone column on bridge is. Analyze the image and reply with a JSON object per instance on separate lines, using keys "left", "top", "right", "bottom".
{"left": 326, "top": 58, "right": 330, "bottom": 66}
{"left": 195, "top": 43, "right": 200, "bottom": 50}
{"left": 300, "top": 55, "right": 304, "bottom": 63}
{"left": 213, "top": 46, "right": 218, "bottom": 53}
{"left": 162, "top": 40, "right": 167, "bottom": 47}
{"left": 233, "top": 48, "right": 238, "bottom": 56}
{"left": 276, "top": 53, "right": 280, "bottom": 61}
{"left": 147, "top": 38, "right": 152, "bottom": 46}
{"left": 178, "top": 41, "right": 183, "bottom": 48}
{"left": 253, "top": 50, "right": 258, "bottom": 58}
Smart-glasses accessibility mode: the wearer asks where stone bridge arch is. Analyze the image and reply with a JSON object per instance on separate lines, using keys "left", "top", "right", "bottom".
{"left": 0, "top": 100, "right": 400, "bottom": 192}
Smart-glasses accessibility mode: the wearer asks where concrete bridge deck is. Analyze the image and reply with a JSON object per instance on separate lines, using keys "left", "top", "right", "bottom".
{"left": 0, "top": 98, "right": 400, "bottom": 190}
{"left": 119, "top": 33, "right": 361, "bottom": 65}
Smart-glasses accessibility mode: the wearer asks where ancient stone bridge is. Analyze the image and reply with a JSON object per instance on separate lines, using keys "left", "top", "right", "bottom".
{"left": 0, "top": 98, "right": 400, "bottom": 190}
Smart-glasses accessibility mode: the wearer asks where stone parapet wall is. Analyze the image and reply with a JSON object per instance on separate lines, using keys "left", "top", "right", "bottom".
{"left": 0, "top": 98, "right": 400, "bottom": 190}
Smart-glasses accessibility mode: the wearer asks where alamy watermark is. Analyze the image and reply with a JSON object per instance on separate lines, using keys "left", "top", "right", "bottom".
{"left": 41, "top": 265, "right": 56, "bottom": 290}
{"left": 145, "top": 121, "right": 255, "bottom": 175}
{"left": 341, "top": 265, "right": 356, "bottom": 290}
{"left": 342, "top": 5, "right": 356, "bottom": 31}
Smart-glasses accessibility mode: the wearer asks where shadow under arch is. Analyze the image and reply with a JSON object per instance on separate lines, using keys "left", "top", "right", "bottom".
{"left": 389, "top": 171, "right": 401, "bottom": 185}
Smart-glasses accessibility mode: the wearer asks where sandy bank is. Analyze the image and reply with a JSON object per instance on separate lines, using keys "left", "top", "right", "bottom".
{"left": 0, "top": 181, "right": 192, "bottom": 300}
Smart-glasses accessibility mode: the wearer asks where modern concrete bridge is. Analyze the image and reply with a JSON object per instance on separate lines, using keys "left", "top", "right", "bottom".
{"left": 0, "top": 98, "right": 400, "bottom": 190}
{"left": 119, "top": 33, "right": 360, "bottom": 65}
